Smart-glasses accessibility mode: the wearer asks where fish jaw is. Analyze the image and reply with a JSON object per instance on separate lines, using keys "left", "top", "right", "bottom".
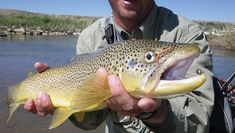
{"left": 150, "top": 73, "right": 206, "bottom": 98}
{"left": 130, "top": 73, "right": 206, "bottom": 98}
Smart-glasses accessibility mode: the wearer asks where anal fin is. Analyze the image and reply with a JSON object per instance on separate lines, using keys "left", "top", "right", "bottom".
{"left": 73, "top": 112, "right": 86, "bottom": 122}
{"left": 49, "top": 107, "right": 73, "bottom": 129}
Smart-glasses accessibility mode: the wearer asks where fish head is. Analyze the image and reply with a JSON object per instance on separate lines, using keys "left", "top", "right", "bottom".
{"left": 118, "top": 40, "right": 202, "bottom": 97}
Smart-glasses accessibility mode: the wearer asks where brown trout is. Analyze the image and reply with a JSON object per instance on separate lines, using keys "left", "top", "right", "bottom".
{"left": 7, "top": 40, "right": 206, "bottom": 129}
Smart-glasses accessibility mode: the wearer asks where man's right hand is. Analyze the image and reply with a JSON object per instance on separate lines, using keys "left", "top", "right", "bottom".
{"left": 24, "top": 62, "right": 55, "bottom": 116}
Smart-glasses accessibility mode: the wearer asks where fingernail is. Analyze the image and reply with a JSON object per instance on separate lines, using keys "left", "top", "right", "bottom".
{"left": 25, "top": 99, "right": 33, "bottom": 110}
{"left": 38, "top": 92, "right": 43, "bottom": 99}
{"left": 35, "top": 98, "right": 41, "bottom": 106}
{"left": 41, "top": 93, "right": 47, "bottom": 102}
{"left": 97, "top": 67, "right": 105, "bottom": 73}
{"left": 27, "top": 99, "right": 33, "bottom": 106}
{"left": 108, "top": 75, "right": 117, "bottom": 87}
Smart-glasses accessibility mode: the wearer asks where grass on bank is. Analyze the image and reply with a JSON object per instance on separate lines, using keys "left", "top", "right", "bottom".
{"left": 0, "top": 13, "right": 97, "bottom": 32}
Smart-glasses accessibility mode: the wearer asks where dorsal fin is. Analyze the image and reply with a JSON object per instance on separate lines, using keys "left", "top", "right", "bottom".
{"left": 27, "top": 71, "right": 35, "bottom": 77}
{"left": 71, "top": 53, "right": 90, "bottom": 63}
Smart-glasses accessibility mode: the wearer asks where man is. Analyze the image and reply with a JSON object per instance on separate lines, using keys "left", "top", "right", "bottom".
{"left": 25, "top": 0, "right": 217, "bottom": 132}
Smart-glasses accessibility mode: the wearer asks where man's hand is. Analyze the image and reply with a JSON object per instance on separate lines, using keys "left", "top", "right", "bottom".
{"left": 106, "top": 75, "right": 159, "bottom": 116}
{"left": 104, "top": 68, "right": 167, "bottom": 125}
{"left": 24, "top": 62, "right": 55, "bottom": 116}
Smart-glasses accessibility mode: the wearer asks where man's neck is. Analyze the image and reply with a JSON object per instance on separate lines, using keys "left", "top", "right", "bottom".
{"left": 113, "top": 14, "right": 142, "bottom": 33}
{"left": 113, "top": 4, "right": 154, "bottom": 33}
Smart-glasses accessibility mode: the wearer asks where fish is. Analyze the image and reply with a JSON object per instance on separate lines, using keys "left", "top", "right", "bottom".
{"left": 7, "top": 39, "right": 206, "bottom": 129}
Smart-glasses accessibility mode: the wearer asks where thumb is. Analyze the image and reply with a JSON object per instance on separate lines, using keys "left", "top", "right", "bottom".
{"left": 34, "top": 62, "right": 50, "bottom": 73}
{"left": 138, "top": 98, "right": 160, "bottom": 112}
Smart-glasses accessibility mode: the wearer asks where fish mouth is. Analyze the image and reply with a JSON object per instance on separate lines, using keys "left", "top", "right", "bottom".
{"left": 160, "top": 53, "right": 197, "bottom": 80}
{"left": 145, "top": 51, "right": 206, "bottom": 98}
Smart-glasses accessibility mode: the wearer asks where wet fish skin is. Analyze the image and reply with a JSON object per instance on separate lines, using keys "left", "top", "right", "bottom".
{"left": 7, "top": 39, "right": 206, "bottom": 129}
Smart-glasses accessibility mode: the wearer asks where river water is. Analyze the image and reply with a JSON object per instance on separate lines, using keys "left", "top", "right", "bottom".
{"left": 0, "top": 35, "right": 234, "bottom": 133}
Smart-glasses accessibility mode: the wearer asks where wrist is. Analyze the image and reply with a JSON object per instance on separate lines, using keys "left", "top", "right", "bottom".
{"left": 136, "top": 109, "right": 158, "bottom": 120}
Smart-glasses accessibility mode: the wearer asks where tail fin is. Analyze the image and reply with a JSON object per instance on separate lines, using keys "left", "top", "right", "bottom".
{"left": 7, "top": 84, "right": 26, "bottom": 123}
{"left": 7, "top": 103, "right": 20, "bottom": 123}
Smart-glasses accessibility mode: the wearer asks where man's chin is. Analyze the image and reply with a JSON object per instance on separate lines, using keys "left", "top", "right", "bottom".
{"left": 119, "top": 10, "right": 138, "bottom": 19}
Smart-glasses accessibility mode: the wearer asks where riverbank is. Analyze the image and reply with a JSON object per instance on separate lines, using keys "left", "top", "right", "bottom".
{"left": 207, "top": 33, "right": 235, "bottom": 50}
{"left": 0, "top": 26, "right": 81, "bottom": 36}
{"left": 1, "top": 8, "right": 235, "bottom": 50}
{"left": 0, "top": 8, "right": 97, "bottom": 36}
{"left": 197, "top": 21, "right": 235, "bottom": 50}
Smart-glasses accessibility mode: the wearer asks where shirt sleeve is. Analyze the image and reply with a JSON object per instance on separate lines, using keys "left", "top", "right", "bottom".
{"left": 154, "top": 19, "right": 215, "bottom": 133}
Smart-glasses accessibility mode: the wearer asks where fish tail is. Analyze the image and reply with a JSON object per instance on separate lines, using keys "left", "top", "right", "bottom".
{"left": 7, "top": 84, "right": 28, "bottom": 123}
{"left": 7, "top": 103, "right": 20, "bottom": 123}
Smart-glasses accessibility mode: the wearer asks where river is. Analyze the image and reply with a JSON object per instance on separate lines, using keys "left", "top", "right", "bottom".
{"left": 0, "top": 35, "right": 234, "bottom": 133}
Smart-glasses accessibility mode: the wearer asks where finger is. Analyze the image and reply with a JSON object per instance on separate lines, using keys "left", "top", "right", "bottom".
{"left": 108, "top": 75, "right": 128, "bottom": 97}
{"left": 34, "top": 95, "right": 46, "bottom": 116}
{"left": 34, "top": 62, "right": 50, "bottom": 73}
{"left": 96, "top": 67, "right": 108, "bottom": 77}
{"left": 24, "top": 98, "right": 37, "bottom": 114}
{"left": 138, "top": 98, "right": 160, "bottom": 112}
{"left": 40, "top": 92, "right": 55, "bottom": 115}
{"left": 108, "top": 75, "right": 130, "bottom": 103}
{"left": 107, "top": 75, "right": 141, "bottom": 114}
{"left": 95, "top": 68, "right": 108, "bottom": 87}
{"left": 34, "top": 92, "right": 47, "bottom": 116}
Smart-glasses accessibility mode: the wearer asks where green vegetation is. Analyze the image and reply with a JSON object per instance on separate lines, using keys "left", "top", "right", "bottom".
{"left": 0, "top": 9, "right": 97, "bottom": 32}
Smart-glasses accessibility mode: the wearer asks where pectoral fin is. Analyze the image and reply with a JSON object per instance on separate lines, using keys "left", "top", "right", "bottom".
{"left": 49, "top": 70, "right": 112, "bottom": 129}
{"left": 71, "top": 70, "right": 111, "bottom": 112}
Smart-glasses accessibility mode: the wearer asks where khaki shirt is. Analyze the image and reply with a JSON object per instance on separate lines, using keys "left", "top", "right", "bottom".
{"left": 71, "top": 4, "right": 215, "bottom": 133}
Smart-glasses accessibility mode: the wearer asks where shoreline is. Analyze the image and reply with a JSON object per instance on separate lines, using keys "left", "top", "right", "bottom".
{"left": 207, "top": 34, "right": 235, "bottom": 51}
{"left": 0, "top": 26, "right": 80, "bottom": 36}
{"left": 1, "top": 34, "right": 235, "bottom": 51}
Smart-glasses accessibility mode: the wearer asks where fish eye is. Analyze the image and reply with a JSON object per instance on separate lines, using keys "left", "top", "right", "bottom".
{"left": 144, "top": 51, "right": 155, "bottom": 63}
